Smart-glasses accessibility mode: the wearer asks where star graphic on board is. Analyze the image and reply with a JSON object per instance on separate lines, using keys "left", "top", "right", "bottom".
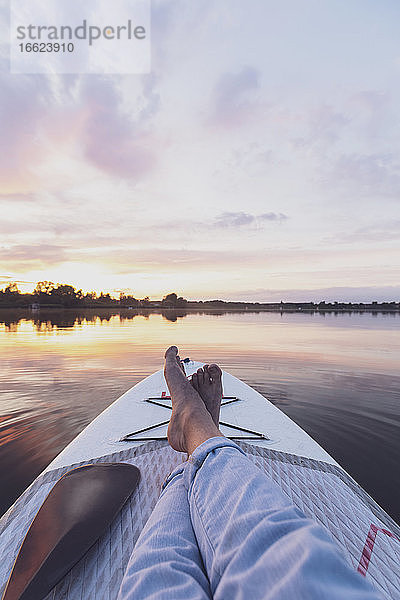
{"left": 120, "top": 395, "right": 268, "bottom": 442}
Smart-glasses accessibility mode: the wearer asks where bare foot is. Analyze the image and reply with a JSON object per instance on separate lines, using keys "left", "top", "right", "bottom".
{"left": 164, "top": 346, "right": 223, "bottom": 455}
{"left": 191, "top": 364, "right": 223, "bottom": 426}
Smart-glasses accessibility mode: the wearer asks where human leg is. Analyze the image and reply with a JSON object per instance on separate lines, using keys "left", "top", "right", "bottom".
{"left": 183, "top": 438, "right": 381, "bottom": 600}
{"left": 118, "top": 348, "right": 213, "bottom": 600}
{"left": 117, "top": 465, "right": 211, "bottom": 600}
{"left": 164, "top": 346, "right": 381, "bottom": 600}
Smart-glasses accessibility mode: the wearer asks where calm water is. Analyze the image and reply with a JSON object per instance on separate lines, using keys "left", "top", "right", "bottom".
{"left": 1, "top": 308, "right": 399, "bottom": 524}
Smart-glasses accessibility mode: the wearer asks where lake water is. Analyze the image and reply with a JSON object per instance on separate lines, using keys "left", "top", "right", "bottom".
{"left": 1, "top": 308, "right": 399, "bottom": 524}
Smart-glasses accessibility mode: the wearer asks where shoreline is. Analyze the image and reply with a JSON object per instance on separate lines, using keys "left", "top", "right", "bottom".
{"left": 0, "top": 306, "right": 399, "bottom": 314}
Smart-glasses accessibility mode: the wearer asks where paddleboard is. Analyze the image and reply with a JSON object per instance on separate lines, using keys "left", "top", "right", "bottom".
{"left": 0, "top": 360, "right": 399, "bottom": 599}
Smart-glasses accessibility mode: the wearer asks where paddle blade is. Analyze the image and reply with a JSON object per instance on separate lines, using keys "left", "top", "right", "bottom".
{"left": 2, "top": 462, "right": 140, "bottom": 600}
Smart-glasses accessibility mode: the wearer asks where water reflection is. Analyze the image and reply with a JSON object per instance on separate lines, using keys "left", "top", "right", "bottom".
{"left": 3, "top": 307, "right": 400, "bottom": 333}
{"left": 0, "top": 309, "right": 205, "bottom": 332}
{"left": 0, "top": 308, "right": 399, "bottom": 525}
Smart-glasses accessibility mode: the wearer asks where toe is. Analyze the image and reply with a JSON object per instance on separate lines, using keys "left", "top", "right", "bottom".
{"left": 197, "top": 367, "right": 205, "bottom": 384}
{"left": 165, "top": 346, "right": 178, "bottom": 360}
{"left": 191, "top": 373, "right": 199, "bottom": 390}
{"left": 208, "top": 364, "right": 222, "bottom": 381}
{"left": 176, "top": 354, "right": 184, "bottom": 371}
{"left": 203, "top": 365, "right": 212, "bottom": 384}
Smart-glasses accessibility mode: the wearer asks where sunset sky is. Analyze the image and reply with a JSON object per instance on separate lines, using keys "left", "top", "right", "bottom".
{"left": 1, "top": 0, "right": 400, "bottom": 302}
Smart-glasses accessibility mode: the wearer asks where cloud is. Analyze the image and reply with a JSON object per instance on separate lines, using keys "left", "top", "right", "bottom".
{"left": 350, "top": 90, "right": 388, "bottom": 114}
{"left": 291, "top": 103, "right": 349, "bottom": 150}
{"left": 348, "top": 90, "right": 390, "bottom": 139}
{"left": 88, "top": 246, "right": 276, "bottom": 274}
{"left": 151, "top": 0, "right": 182, "bottom": 49}
{"left": 0, "top": 244, "right": 68, "bottom": 272}
{"left": 209, "top": 66, "right": 261, "bottom": 128}
{"left": 0, "top": 68, "right": 161, "bottom": 192}
{"left": 0, "top": 68, "right": 53, "bottom": 190}
{"left": 79, "top": 77, "right": 159, "bottom": 179}
{"left": 229, "top": 144, "right": 274, "bottom": 169}
{"left": 214, "top": 211, "right": 288, "bottom": 228}
{"left": 0, "top": 276, "right": 34, "bottom": 288}
{"left": 140, "top": 74, "right": 162, "bottom": 122}
{"left": 103, "top": 211, "right": 289, "bottom": 243}
{"left": 309, "top": 104, "right": 349, "bottom": 140}
{"left": 0, "top": 241, "right": 275, "bottom": 277}
{"left": 327, "top": 152, "right": 400, "bottom": 197}
{"left": 327, "top": 220, "right": 400, "bottom": 244}
{"left": 100, "top": 211, "right": 289, "bottom": 243}
{"left": 0, "top": 193, "right": 36, "bottom": 203}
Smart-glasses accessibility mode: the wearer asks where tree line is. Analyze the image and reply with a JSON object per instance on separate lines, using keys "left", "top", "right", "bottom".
{"left": 0, "top": 282, "right": 399, "bottom": 311}
{"left": 0, "top": 283, "right": 188, "bottom": 308}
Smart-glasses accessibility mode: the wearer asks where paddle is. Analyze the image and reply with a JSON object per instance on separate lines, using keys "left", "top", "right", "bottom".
{"left": 2, "top": 462, "right": 141, "bottom": 600}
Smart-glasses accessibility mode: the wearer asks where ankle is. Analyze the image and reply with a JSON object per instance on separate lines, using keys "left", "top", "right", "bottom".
{"left": 182, "top": 411, "right": 223, "bottom": 453}
{"left": 180, "top": 404, "right": 205, "bottom": 430}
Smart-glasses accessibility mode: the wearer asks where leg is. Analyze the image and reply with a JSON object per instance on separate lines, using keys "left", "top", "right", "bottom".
{"left": 185, "top": 439, "right": 381, "bottom": 600}
{"left": 118, "top": 466, "right": 211, "bottom": 600}
{"left": 165, "top": 346, "right": 381, "bottom": 600}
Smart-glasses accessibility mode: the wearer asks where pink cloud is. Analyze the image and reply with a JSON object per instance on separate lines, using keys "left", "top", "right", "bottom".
{"left": 79, "top": 77, "right": 159, "bottom": 178}
{"left": 0, "top": 244, "right": 68, "bottom": 272}
{"left": 0, "top": 68, "right": 161, "bottom": 190}
{"left": 0, "top": 68, "right": 52, "bottom": 190}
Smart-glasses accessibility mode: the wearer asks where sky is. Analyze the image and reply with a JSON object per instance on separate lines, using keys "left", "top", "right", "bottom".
{"left": 1, "top": 0, "right": 400, "bottom": 302}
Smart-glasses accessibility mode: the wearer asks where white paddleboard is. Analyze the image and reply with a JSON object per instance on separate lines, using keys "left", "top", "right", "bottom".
{"left": 0, "top": 361, "right": 399, "bottom": 599}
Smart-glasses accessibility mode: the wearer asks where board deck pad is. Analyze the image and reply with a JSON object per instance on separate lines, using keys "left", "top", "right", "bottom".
{"left": 0, "top": 440, "right": 399, "bottom": 600}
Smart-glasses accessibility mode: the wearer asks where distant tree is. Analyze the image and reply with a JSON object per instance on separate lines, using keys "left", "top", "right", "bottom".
{"left": 141, "top": 296, "right": 150, "bottom": 307}
{"left": 162, "top": 293, "right": 178, "bottom": 307}
{"left": 51, "top": 284, "right": 77, "bottom": 297}
{"left": 120, "top": 293, "right": 139, "bottom": 307}
{"left": 4, "top": 283, "right": 20, "bottom": 296}
{"left": 50, "top": 284, "right": 79, "bottom": 306}
{"left": 176, "top": 296, "right": 187, "bottom": 308}
{"left": 85, "top": 291, "right": 98, "bottom": 303}
{"left": 0, "top": 283, "right": 21, "bottom": 305}
{"left": 207, "top": 299, "right": 226, "bottom": 307}
{"left": 33, "top": 281, "right": 55, "bottom": 297}
{"left": 161, "top": 293, "right": 188, "bottom": 308}
{"left": 98, "top": 292, "right": 112, "bottom": 303}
